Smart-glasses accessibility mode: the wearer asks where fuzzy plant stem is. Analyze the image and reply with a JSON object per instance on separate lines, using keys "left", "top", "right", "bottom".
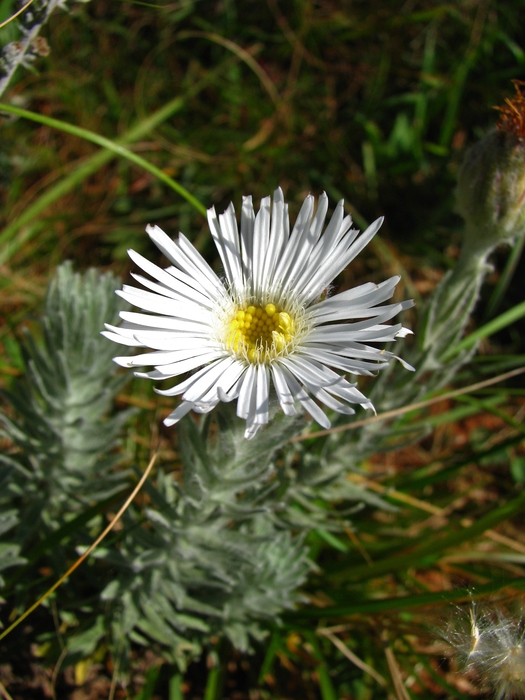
{"left": 416, "top": 236, "right": 492, "bottom": 370}
{"left": 361, "top": 237, "right": 493, "bottom": 422}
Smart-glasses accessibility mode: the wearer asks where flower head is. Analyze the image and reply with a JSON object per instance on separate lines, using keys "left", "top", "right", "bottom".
{"left": 456, "top": 80, "right": 525, "bottom": 250}
{"left": 104, "top": 189, "right": 414, "bottom": 439}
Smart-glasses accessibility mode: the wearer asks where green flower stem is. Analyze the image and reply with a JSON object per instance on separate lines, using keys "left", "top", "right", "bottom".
{"left": 419, "top": 248, "right": 487, "bottom": 351}
{"left": 485, "top": 232, "right": 525, "bottom": 319}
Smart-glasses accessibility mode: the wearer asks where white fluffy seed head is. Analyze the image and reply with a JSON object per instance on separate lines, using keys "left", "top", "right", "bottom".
{"left": 442, "top": 604, "right": 525, "bottom": 699}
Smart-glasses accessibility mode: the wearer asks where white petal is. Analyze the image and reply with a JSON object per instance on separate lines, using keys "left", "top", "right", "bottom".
{"left": 236, "top": 363, "right": 257, "bottom": 420}
{"left": 145, "top": 225, "right": 222, "bottom": 296}
{"left": 128, "top": 249, "right": 212, "bottom": 305}
{"left": 113, "top": 347, "right": 222, "bottom": 371}
{"left": 271, "top": 365, "right": 298, "bottom": 416}
{"left": 130, "top": 335, "right": 218, "bottom": 352}
{"left": 182, "top": 357, "right": 237, "bottom": 403}
{"left": 129, "top": 272, "right": 185, "bottom": 303}
{"left": 252, "top": 196, "right": 271, "bottom": 297}
{"left": 285, "top": 210, "right": 353, "bottom": 297}
{"left": 298, "top": 347, "right": 388, "bottom": 375}
{"left": 208, "top": 203, "right": 243, "bottom": 292}
{"left": 291, "top": 207, "right": 355, "bottom": 295}
{"left": 177, "top": 233, "right": 229, "bottom": 296}
{"left": 218, "top": 366, "right": 247, "bottom": 402}
{"left": 116, "top": 286, "right": 208, "bottom": 319}
{"left": 309, "top": 191, "right": 329, "bottom": 240}
{"left": 130, "top": 276, "right": 216, "bottom": 320}
{"left": 261, "top": 193, "right": 287, "bottom": 290}
{"left": 143, "top": 224, "right": 181, "bottom": 266}
{"left": 394, "top": 356, "right": 415, "bottom": 371}
{"left": 193, "top": 400, "right": 219, "bottom": 414}
{"left": 319, "top": 322, "right": 413, "bottom": 344}
{"left": 309, "top": 276, "right": 401, "bottom": 320}
{"left": 278, "top": 196, "right": 321, "bottom": 291}
{"left": 281, "top": 356, "right": 372, "bottom": 406}
{"left": 102, "top": 329, "right": 147, "bottom": 347}
{"left": 277, "top": 364, "right": 331, "bottom": 429}
{"left": 164, "top": 263, "right": 213, "bottom": 296}
{"left": 152, "top": 351, "right": 226, "bottom": 377}
{"left": 395, "top": 327, "right": 413, "bottom": 338}
{"left": 272, "top": 194, "right": 315, "bottom": 288}
{"left": 255, "top": 363, "right": 270, "bottom": 425}
{"left": 244, "top": 419, "right": 263, "bottom": 440}
{"left": 311, "top": 301, "right": 408, "bottom": 323}
{"left": 184, "top": 359, "right": 245, "bottom": 405}
{"left": 279, "top": 355, "right": 344, "bottom": 389}
{"left": 300, "top": 217, "right": 384, "bottom": 302}
{"left": 309, "top": 387, "right": 356, "bottom": 414}
{"left": 155, "top": 360, "right": 224, "bottom": 396}
{"left": 240, "top": 195, "right": 255, "bottom": 281}
{"left": 118, "top": 311, "right": 213, "bottom": 332}
{"left": 307, "top": 303, "right": 413, "bottom": 342}
{"left": 323, "top": 380, "right": 372, "bottom": 406}
{"left": 300, "top": 340, "right": 395, "bottom": 361}
{"left": 164, "top": 401, "right": 195, "bottom": 427}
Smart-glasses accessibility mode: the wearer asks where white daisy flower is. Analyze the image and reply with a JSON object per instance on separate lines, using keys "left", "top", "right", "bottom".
{"left": 103, "top": 188, "right": 414, "bottom": 439}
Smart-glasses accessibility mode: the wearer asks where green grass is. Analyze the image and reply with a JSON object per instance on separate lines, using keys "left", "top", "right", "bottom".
{"left": 1, "top": 1, "right": 525, "bottom": 698}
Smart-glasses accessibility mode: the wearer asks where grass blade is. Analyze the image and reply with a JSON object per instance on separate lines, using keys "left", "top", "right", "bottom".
{"left": 0, "top": 102, "right": 206, "bottom": 217}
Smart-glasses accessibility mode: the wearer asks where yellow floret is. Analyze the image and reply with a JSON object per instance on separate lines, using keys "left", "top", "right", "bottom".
{"left": 224, "top": 301, "right": 296, "bottom": 364}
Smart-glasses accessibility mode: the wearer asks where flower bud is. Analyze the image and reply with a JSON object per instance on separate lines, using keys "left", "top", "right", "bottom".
{"left": 456, "top": 81, "right": 525, "bottom": 250}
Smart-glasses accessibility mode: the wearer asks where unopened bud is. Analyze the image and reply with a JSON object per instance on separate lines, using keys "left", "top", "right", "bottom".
{"left": 456, "top": 81, "right": 525, "bottom": 250}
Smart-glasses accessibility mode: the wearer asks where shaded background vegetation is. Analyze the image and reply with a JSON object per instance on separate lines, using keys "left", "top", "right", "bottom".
{"left": 3, "top": 0, "right": 524, "bottom": 274}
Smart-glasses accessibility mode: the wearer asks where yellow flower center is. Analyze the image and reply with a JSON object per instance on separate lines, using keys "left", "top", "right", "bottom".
{"left": 224, "top": 302, "right": 296, "bottom": 364}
